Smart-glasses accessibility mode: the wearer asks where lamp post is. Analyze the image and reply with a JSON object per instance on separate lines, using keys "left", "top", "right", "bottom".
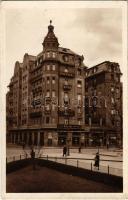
{"left": 64, "top": 102, "right": 70, "bottom": 156}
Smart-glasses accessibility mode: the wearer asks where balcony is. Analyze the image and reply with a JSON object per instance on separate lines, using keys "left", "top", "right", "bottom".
{"left": 57, "top": 124, "right": 81, "bottom": 129}
{"left": 59, "top": 71, "right": 75, "bottom": 78}
{"left": 32, "top": 86, "right": 42, "bottom": 93}
{"left": 44, "top": 110, "right": 51, "bottom": 115}
{"left": 30, "top": 74, "right": 42, "bottom": 83}
{"left": 45, "top": 96, "right": 51, "bottom": 102}
{"left": 29, "top": 111, "right": 42, "bottom": 118}
{"left": 77, "top": 113, "right": 83, "bottom": 118}
{"left": 58, "top": 109, "right": 75, "bottom": 117}
{"left": 63, "top": 84, "right": 72, "bottom": 90}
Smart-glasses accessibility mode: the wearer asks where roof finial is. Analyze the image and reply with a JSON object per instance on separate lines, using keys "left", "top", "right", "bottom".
{"left": 50, "top": 20, "right": 52, "bottom": 25}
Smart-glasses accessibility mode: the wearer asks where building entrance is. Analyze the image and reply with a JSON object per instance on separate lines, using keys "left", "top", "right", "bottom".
{"left": 58, "top": 132, "right": 67, "bottom": 146}
{"left": 72, "top": 132, "right": 80, "bottom": 146}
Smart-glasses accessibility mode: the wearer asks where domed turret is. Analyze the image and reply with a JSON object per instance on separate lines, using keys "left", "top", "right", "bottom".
{"left": 42, "top": 20, "right": 59, "bottom": 51}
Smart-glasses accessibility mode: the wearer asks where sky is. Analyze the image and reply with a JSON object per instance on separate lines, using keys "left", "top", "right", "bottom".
{"left": 3, "top": 3, "right": 123, "bottom": 90}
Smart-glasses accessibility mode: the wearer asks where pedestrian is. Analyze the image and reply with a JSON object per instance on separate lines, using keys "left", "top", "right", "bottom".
{"left": 107, "top": 141, "right": 109, "bottom": 149}
{"left": 63, "top": 145, "right": 67, "bottom": 157}
{"left": 22, "top": 141, "right": 25, "bottom": 149}
{"left": 78, "top": 145, "right": 81, "bottom": 153}
{"left": 94, "top": 152, "right": 100, "bottom": 170}
{"left": 30, "top": 149, "right": 36, "bottom": 170}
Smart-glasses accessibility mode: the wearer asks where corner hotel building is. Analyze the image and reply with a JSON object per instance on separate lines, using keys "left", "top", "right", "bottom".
{"left": 6, "top": 22, "right": 123, "bottom": 147}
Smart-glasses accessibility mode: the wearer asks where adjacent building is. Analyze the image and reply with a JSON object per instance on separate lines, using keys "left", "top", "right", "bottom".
{"left": 84, "top": 61, "right": 123, "bottom": 147}
{"left": 6, "top": 21, "right": 123, "bottom": 147}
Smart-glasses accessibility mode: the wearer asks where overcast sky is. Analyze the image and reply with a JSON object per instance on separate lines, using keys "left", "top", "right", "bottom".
{"left": 3, "top": 4, "right": 123, "bottom": 90}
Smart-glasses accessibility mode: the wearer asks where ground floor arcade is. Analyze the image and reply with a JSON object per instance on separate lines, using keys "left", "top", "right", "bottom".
{"left": 7, "top": 127, "right": 122, "bottom": 148}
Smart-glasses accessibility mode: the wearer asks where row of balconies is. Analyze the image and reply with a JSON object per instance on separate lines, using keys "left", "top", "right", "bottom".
{"left": 59, "top": 71, "right": 75, "bottom": 78}
{"left": 29, "top": 109, "right": 76, "bottom": 118}
{"left": 58, "top": 109, "right": 75, "bottom": 117}
{"left": 63, "top": 84, "right": 72, "bottom": 90}
{"left": 30, "top": 73, "right": 42, "bottom": 83}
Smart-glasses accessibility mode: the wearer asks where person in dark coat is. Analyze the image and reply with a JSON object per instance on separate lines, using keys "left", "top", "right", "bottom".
{"left": 94, "top": 152, "right": 100, "bottom": 169}
{"left": 22, "top": 141, "right": 25, "bottom": 149}
{"left": 30, "top": 149, "right": 36, "bottom": 170}
{"left": 78, "top": 145, "right": 81, "bottom": 153}
{"left": 63, "top": 145, "right": 67, "bottom": 157}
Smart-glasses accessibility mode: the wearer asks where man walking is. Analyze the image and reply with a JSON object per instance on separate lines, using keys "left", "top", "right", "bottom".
{"left": 63, "top": 145, "right": 67, "bottom": 157}
{"left": 30, "top": 149, "right": 36, "bottom": 170}
{"left": 94, "top": 152, "right": 100, "bottom": 170}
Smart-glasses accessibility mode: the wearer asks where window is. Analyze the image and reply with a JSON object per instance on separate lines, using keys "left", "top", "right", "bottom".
{"left": 116, "top": 88, "right": 119, "bottom": 94}
{"left": 52, "top": 52, "right": 56, "bottom": 58}
{"left": 52, "top": 90, "right": 55, "bottom": 97}
{"left": 46, "top": 117, "right": 50, "bottom": 124}
{"left": 52, "top": 118, "right": 55, "bottom": 123}
{"left": 111, "top": 97, "right": 115, "bottom": 104}
{"left": 63, "top": 55, "right": 68, "bottom": 62}
{"left": 64, "top": 92, "right": 69, "bottom": 103}
{"left": 78, "top": 120, "right": 81, "bottom": 125}
{"left": 52, "top": 65, "right": 56, "bottom": 71}
{"left": 111, "top": 74, "right": 114, "bottom": 80}
{"left": 46, "top": 90, "right": 50, "bottom": 97}
{"left": 77, "top": 69, "right": 81, "bottom": 76}
{"left": 47, "top": 52, "right": 50, "bottom": 58}
{"left": 47, "top": 77, "right": 50, "bottom": 84}
{"left": 47, "top": 65, "right": 50, "bottom": 71}
{"left": 78, "top": 108, "right": 81, "bottom": 113}
{"left": 52, "top": 77, "right": 55, "bottom": 84}
{"left": 52, "top": 104, "right": 56, "bottom": 111}
{"left": 111, "top": 109, "right": 115, "bottom": 115}
{"left": 64, "top": 119, "right": 68, "bottom": 125}
{"left": 77, "top": 94, "right": 82, "bottom": 105}
{"left": 111, "top": 86, "right": 114, "bottom": 92}
{"left": 46, "top": 104, "right": 50, "bottom": 110}
{"left": 93, "top": 67, "right": 97, "bottom": 73}
{"left": 77, "top": 80, "right": 82, "bottom": 88}
{"left": 64, "top": 68, "right": 68, "bottom": 73}
{"left": 64, "top": 79, "right": 68, "bottom": 85}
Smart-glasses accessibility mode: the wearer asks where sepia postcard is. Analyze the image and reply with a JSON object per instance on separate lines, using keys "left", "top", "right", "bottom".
{"left": 0, "top": 1, "right": 128, "bottom": 200}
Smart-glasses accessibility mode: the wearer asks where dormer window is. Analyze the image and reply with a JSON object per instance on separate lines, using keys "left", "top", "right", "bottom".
{"left": 63, "top": 55, "right": 68, "bottom": 62}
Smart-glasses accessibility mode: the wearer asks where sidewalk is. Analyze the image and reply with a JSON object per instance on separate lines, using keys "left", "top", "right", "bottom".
{"left": 6, "top": 145, "right": 123, "bottom": 177}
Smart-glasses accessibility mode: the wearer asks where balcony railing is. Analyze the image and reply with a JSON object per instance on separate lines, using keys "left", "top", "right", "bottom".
{"left": 29, "top": 111, "right": 42, "bottom": 118}
{"left": 63, "top": 84, "right": 72, "bottom": 90}
{"left": 45, "top": 97, "right": 51, "bottom": 101}
{"left": 44, "top": 110, "right": 51, "bottom": 115}
{"left": 58, "top": 109, "right": 75, "bottom": 117}
{"left": 57, "top": 124, "right": 81, "bottom": 129}
{"left": 59, "top": 72, "right": 75, "bottom": 78}
{"left": 77, "top": 113, "right": 83, "bottom": 118}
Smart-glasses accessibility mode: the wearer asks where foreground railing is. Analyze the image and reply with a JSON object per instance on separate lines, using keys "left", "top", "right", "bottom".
{"left": 39, "top": 155, "right": 122, "bottom": 177}
{"left": 6, "top": 154, "right": 122, "bottom": 177}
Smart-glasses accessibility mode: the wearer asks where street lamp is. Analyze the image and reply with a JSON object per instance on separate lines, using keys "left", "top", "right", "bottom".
{"left": 64, "top": 102, "right": 70, "bottom": 156}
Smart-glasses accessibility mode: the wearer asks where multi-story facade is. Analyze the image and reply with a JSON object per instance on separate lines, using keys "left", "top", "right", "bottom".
{"left": 84, "top": 61, "right": 123, "bottom": 147}
{"left": 6, "top": 21, "right": 123, "bottom": 147}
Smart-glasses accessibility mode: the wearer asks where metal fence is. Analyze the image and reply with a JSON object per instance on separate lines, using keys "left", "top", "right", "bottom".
{"left": 39, "top": 155, "right": 123, "bottom": 177}
{"left": 6, "top": 154, "right": 122, "bottom": 177}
